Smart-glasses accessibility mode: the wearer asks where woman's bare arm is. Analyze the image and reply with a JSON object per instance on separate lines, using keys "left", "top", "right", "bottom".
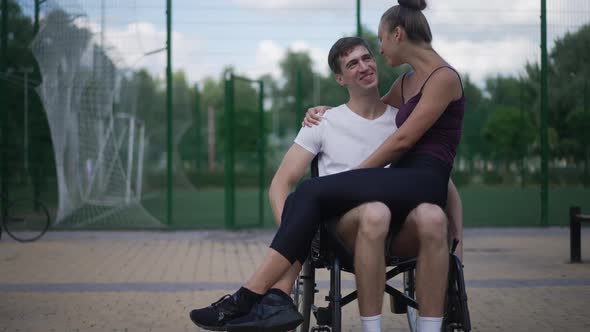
{"left": 357, "top": 68, "right": 462, "bottom": 169}
{"left": 381, "top": 75, "right": 403, "bottom": 108}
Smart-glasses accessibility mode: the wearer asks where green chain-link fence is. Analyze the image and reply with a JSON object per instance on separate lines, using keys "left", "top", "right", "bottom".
{"left": 1, "top": 0, "right": 588, "bottom": 229}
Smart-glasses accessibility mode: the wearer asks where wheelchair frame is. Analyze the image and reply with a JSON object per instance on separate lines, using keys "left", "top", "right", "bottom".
{"left": 292, "top": 158, "right": 471, "bottom": 332}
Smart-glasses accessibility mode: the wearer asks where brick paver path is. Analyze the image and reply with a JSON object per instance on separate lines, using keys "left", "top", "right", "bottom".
{"left": 1, "top": 228, "right": 589, "bottom": 331}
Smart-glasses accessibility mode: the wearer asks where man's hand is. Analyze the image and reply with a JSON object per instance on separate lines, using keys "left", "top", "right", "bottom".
{"left": 302, "top": 106, "right": 331, "bottom": 127}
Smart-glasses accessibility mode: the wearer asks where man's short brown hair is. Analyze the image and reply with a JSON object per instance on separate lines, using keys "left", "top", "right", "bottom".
{"left": 328, "top": 37, "right": 374, "bottom": 74}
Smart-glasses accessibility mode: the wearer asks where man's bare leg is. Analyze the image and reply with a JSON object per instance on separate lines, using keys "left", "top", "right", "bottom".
{"left": 243, "top": 249, "right": 293, "bottom": 294}
{"left": 272, "top": 263, "right": 303, "bottom": 295}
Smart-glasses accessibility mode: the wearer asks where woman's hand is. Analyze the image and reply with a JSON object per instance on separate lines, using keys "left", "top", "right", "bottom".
{"left": 302, "top": 106, "right": 331, "bottom": 127}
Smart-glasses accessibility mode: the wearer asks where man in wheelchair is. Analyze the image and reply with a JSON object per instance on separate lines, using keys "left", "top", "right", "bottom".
{"left": 190, "top": 37, "right": 464, "bottom": 332}
{"left": 268, "top": 38, "right": 463, "bottom": 332}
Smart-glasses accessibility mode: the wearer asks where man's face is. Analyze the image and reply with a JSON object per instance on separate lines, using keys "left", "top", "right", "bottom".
{"left": 336, "top": 45, "right": 378, "bottom": 90}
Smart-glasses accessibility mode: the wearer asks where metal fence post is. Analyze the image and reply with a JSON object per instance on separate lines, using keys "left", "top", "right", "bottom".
{"left": 166, "top": 0, "right": 173, "bottom": 226}
{"left": 258, "top": 80, "right": 265, "bottom": 227}
{"left": 194, "top": 83, "right": 201, "bottom": 173}
{"left": 584, "top": 79, "right": 589, "bottom": 187}
{"left": 1, "top": 0, "right": 7, "bottom": 200}
{"left": 224, "top": 75, "right": 265, "bottom": 228}
{"left": 570, "top": 206, "right": 581, "bottom": 263}
{"left": 224, "top": 72, "right": 235, "bottom": 229}
{"left": 356, "top": 0, "right": 362, "bottom": 37}
{"left": 540, "top": 0, "right": 549, "bottom": 226}
{"left": 295, "top": 69, "right": 303, "bottom": 131}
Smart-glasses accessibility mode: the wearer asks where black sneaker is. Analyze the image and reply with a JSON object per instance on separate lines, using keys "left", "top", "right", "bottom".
{"left": 226, "top": 289, "right": 304, "bottom": 332}
{"left": 189, "top": 293, "right": 252, "bottom": 331}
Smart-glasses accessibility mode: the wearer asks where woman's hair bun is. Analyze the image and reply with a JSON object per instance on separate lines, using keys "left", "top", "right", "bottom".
{"left": 398, "top": 0, "right": 427, "bottom": 11}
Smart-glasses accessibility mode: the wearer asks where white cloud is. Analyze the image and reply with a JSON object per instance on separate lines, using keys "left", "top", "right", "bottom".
{"left": 234, "top": 0, "right": 345, "bottom": 10}
{"left": 429, "top": 0, "right": 588, "bottom": 33}
{"left": 70, "top": 0, "right": 588, "bottom": 88}
{"left": 246, "top": 40, "right": 286, "bottom": 79}
{"left": 428, "top": 0, "right": 540, "bottom": 26}
{"left": 434, "top": 37, "right": 538, "bottom": 86}
{"left": 77, "top": 21, "right": 212, "bottom": 83}
{"left": 291, "top": 41, "right": 330, "bottom": 75}
{"left": 244, "top": 40, "right": 330, "bottom": 80}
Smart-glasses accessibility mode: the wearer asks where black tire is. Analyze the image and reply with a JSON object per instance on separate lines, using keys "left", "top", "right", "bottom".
{"left": 443, "top": 254, "right": 471, "bottom": 332}
{"left": 294, "top": 259, "right": 315, "bottom": 332}
{"left": 403, "top": 269, "right": 418, "bottom": 332}
{"left": 3, "top": 198, "right": 50, "bottom": 242}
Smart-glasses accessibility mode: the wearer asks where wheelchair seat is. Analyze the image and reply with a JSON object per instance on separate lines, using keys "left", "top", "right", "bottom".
{"left": 313, "top": 217, "right": 416, "bottom": 273}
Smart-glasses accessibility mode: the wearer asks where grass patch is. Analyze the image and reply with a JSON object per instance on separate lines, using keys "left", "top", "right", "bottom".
{"left": 459, "top": 185, "right": 590, "bottom": 227}
{"left": 6, "top": 183, "right": 589, "bottom": 229}
{"left": 141, "top": 188, "right": 277, "bottom": 229}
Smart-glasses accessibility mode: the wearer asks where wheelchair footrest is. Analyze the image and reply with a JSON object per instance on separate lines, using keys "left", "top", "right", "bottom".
{"left": 314, "top": 307, "right": 332, "bottom": 326}
{"left": 390, "top": 292, "right": 408, "bottom": 314}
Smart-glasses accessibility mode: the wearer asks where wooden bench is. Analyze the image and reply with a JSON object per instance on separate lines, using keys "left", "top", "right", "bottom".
{"left": 570, "top": 206, "right": 590, "bottom": 263}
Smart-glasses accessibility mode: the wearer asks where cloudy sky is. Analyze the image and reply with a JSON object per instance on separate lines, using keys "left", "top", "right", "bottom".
{"left": 58, "top": 0, "right": 590, "bottom": 88}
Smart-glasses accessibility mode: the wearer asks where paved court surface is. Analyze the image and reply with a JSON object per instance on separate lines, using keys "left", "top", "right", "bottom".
{"left": 1, "top": 227, "right": 590, "bottom": 331}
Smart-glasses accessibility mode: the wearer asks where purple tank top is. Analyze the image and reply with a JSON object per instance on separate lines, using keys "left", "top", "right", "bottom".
{"left": 395, "top": 66, "right": 465, "bottom": 166}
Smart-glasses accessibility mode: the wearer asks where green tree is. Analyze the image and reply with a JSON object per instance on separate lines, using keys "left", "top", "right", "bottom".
{"left": 485, "top": 75, "right": 534, "bottom": 109}
{"left": 173, "top": 70, "right": 193, "bottom": 122}
{"left": 482, "top": 106, "right": 536, "bottom": 180}
{"left": 199, "top": 68, "right": 263, "bottom": 170}
{"left": 564, "top": 109, "right": 590, "bottom": 186}
{"left": 549, "top": 24, "right": 590, "bottom": 128}
{"left": 232, "top": 76, "right": 262, "bottom": 169}
{"left": 520, "top": 24, "right": 590, "bottom": 165}
{"left": 128, "top": 69, "right": 196, "bottom": 173}
{"left": 549, "top": 24, "right": 590, "bottom": 163}
{"left": 199, "top": 75, "right": 224, "bottom": 170}
{"left": 172, "top": 70, "right": 199, "bottom": 173}
{"left": 131, "top": 69, "right": 165, "bottom": 169}
{"left": 259, "top": 73, "right": 282, "bottom": 137}
{"left": 1, "top": 2, "right": 76, "bottom": 193}
{"left": 201, "top": 76, "right": 224, "bottom": 112}
{"left": 277, "top": 50, "right": 315, "bottom": 134}
{"left": 457, "top": 75, "right": 490, "bottom": 170}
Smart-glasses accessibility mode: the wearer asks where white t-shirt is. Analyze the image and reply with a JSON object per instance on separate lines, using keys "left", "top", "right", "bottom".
{"left": 294, "top": 104, "right": 399, "bottom": 176}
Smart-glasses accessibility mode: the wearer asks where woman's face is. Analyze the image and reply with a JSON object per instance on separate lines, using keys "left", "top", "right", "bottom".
{"left": 378, "top": 20, "right": 402, "bottom": 67}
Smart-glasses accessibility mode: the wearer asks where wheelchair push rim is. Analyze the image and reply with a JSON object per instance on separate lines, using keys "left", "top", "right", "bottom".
{"left": 403, "top": 269, "right": 418, "bottom": 332}
{"left": 294, "top": 259, "right": 315, "bottom": 332}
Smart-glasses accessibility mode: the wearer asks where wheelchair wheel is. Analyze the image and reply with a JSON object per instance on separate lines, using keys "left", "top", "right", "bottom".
{"left": 403, "top": 269, "right": 418, "bottom": 332}
{"left": 294, "top": 259, "right": 315, "bottom": 332}
{"left": 443, "top": 254, "right": 471, "bottom": 332}
{"left": 2, "top": 198, "right": 50, "bottom": 242}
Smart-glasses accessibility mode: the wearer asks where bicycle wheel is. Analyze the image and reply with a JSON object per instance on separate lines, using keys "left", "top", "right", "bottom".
{"left": 403, "top": 269, "right": 418, "bottom": 332}
{"left": 294, "top": 259, "right": 315, "bottom": 332}
{"left": 3, "top": 198, "right": 50, "bottom": 242}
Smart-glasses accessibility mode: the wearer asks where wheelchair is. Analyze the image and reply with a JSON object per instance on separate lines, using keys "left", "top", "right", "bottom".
{"left": 292, "top": 159, "right": 471, "bottom": 332}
